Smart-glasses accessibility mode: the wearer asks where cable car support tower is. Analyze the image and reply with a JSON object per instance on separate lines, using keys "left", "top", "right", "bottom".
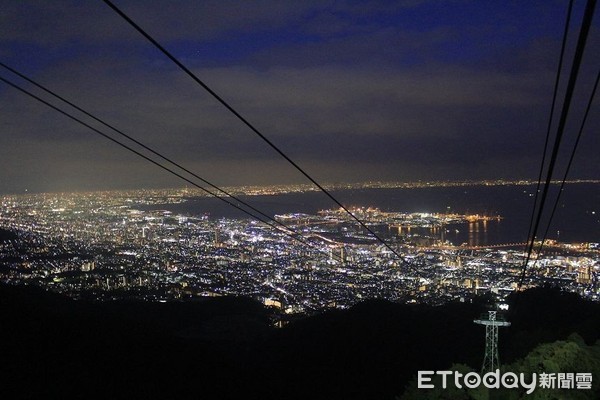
{"left": 474, "top": 311, "right": 511, "bottom": 373}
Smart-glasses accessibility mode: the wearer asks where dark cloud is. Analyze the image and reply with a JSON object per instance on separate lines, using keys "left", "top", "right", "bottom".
{"left": 0, "top": 0, "right": 598, "bottom": 194}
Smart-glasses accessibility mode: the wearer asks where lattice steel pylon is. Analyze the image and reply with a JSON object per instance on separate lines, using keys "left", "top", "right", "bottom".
{"left": 474, "top": 311, "right": 511, "bottom": 373}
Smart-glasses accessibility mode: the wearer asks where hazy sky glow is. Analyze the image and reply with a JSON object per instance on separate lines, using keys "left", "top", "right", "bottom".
{"left": 1, "top": 0, "right": 599, "bottom": 194}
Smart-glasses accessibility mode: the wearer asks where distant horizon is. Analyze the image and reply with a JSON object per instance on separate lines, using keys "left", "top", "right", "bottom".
{"left": 2, "top": 177, "right": 599, "bottom": 197}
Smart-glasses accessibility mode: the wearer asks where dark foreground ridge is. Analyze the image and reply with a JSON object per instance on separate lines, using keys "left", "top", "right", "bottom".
{"left": 1, "top": 284, "right": 599, "bottom": 399}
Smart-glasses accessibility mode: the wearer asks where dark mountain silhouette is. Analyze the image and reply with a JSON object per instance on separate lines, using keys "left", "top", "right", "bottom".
{"left": 1, "top": 283, "right": 599, "bottom": 399}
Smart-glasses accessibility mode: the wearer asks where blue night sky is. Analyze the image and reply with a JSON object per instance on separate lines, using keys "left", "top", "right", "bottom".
{"left": 0, "top": 1, "right": 598, "bottom": 193}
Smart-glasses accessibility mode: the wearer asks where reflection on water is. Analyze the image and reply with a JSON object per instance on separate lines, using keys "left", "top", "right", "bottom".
{"left": 466, "top": 220, "right": 489, "bottom": 247}
{"left": 468, "top": 221, "right": 482, "bottom": 247}
{"left": 397, "top": 219, "right": 498, "bottom": 247}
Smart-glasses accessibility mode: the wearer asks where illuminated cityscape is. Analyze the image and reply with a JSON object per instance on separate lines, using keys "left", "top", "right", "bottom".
{"left": 2, "top": 181, "right": 598, "bottom": 323}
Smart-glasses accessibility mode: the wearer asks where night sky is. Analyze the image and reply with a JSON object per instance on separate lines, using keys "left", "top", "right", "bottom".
{"left": 1, "top": 1, "right": 598, "bottom": 194}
